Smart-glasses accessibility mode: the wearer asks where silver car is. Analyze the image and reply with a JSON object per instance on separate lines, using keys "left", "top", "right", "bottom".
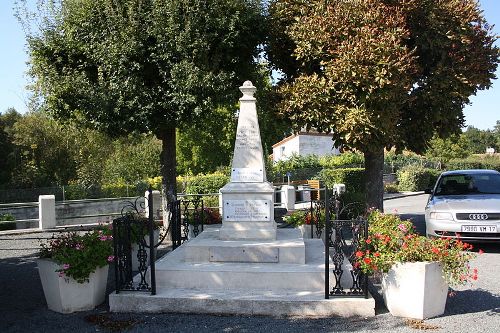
{"left": 425, "top": 169, "right": 500, "bottom": 242}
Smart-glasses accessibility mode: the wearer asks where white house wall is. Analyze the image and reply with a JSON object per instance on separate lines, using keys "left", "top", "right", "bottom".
{"left": 272, "top": 134, "right": 339, "bottom": 162}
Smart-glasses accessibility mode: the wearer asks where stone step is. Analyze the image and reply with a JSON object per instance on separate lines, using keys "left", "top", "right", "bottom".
{"left": 109, "top": 288, "right": 375, "bottom": 317}
{"left": 183, "top": 228, "right": 305, "bottom": 264}
{"left": 154, "top": 236, "right": 325, "bottom": 291}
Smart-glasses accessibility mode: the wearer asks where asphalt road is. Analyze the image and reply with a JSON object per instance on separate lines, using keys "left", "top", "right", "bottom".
{"left": 0, "top": 195, "right": 499, "bottom": 332}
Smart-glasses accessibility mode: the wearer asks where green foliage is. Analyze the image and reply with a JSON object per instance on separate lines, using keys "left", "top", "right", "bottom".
{"left": 39, "top": 228, "right": 114, "bottom": 283}
{"left": 268, "top": 0, "right": 499, "bottom": 208}
{"left": 318, "top": 168, "right": 365, "bottom": 193}
{"left": 396, "top": 165, "right": 441, "bottom": 192}
{"left": 318, "top": 152, "right": 364, "bottom": 168}
{"left": 0, "top": 213, "right": 16, "bottom": 231}
{"left": 103, "top": 135, "right": 161, "bottom": 184}
{"left": 318, "top": 168, "right": 365, "bottom": 213}
{"left": 384, "top": 183, "right": 399, "bottom": 193}
{"left": 179, "top": 173, "right": 230, "bottom": 195}
{"left": 176, "top": 106, "right": 236, "bottom": 175}
{"left": 463, "top": 126, "right": 499, "bottom": 153}
{"left": 357, "top": 210, "right": 478, "bottom": 287}
{"left": 384, "top": 150, "right": 439, "bottom": 173}
{"left": 445, "top": 155, "right": 500, "bottom": 172}
{"left": 425, "top": 135, "right": 471, "bottom": 162}
{"left": 22, "top": 0, "right": 266, "bottom": 197}
{"left": 0, "top": 213, "right": 15, "bottom": 221}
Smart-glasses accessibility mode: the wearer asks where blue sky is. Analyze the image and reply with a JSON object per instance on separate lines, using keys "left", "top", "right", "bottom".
{"left": 1, "top": 0, "right": 499, "bottom": 130}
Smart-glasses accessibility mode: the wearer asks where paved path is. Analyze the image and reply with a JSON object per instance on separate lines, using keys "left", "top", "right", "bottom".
{"left": 1, "top": 199, "right": 499, "bottom": 332}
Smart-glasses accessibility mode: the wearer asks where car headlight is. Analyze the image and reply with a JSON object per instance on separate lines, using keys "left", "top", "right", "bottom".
{"left": 430, "top": 212, "right": 453, "bottom": 220}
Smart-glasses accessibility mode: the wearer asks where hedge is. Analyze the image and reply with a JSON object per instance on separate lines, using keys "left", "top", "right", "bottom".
{"left": 179, "top": 173, "right": 229, "bottom": 195}
{"left": 445, "top": 156, "right": 500, "bottom": 172}
{"left": 396, "top": 165, "right": 441, "bottom": 192}
{"left": 317, "top": 168, "right": 366, "bottom": 217}
{"left": 0, "top": 221, "right": 16, "bottom": 231}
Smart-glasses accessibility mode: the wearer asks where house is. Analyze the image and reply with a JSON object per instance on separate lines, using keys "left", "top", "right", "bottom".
{"left": 272, "top": 131, "right": 340, "bottom": 163}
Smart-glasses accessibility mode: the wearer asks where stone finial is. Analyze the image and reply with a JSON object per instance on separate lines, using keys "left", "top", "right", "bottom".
{"left": 239, "top": 81, "right": 256, "bottom": 100}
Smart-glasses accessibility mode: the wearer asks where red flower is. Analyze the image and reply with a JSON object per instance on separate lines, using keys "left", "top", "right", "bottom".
{"left": 431, "top": 247, "right": 440, "bottom": 254}
{"left": 478, "top": 249, "right": 484, "bottom": 255}
{"left": 355, "top": 251, "right": 364, "bottom": 258}
{"left": 374, "top": 252, "right": 380, "bottom": 257}
{"left": 365, "top": 238, "right": 372, "bottom": 244}
{"left": 363, "top": 257, "right": 371, "bottom": 264}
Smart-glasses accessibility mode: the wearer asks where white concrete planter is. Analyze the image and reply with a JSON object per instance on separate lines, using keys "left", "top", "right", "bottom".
{"left": 131, "top": 229, "right": 160, "bottom": 271}
{"left": 382, "top": 261, "right": 448, "bottom": 319}
{"left": 37, "top": 259, "right": 108, "bottom": 314}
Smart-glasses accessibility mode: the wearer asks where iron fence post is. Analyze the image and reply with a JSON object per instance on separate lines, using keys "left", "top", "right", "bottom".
{"left": 325, "top": 186, "right": 330, "bottom": 299}
{"left": 148, "top": 187, "right": 156, "bottom": 295}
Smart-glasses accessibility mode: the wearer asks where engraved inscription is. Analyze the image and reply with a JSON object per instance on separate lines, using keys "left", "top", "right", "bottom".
{"left": 235, "top": 125, "right": 260, "bottom": 151}
{"left": 231, "top": 168, "right": 263, "bottom": 182}
{"left": 224, "top": 200, "right": 271, "bottom": 222}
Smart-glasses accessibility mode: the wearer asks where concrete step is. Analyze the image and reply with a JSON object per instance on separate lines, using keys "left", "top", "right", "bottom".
{"left": 109, "top": 288, "right": 375, "bottom": 317}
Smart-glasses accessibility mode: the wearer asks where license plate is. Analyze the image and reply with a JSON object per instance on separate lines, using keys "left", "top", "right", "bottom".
{"left": 461, "top": 225, "right": 497, "bottom": 233}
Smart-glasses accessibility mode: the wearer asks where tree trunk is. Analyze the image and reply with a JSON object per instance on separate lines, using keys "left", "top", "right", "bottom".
{"left": 364, "top": 147, "right": 384, "bottom": 211}
{"left": 159, "top": 126, "right": 177, "bottom": 203}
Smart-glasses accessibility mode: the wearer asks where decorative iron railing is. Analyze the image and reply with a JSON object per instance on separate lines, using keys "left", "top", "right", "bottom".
{"left": 324, "top": 188, "right": 369, "bottom": 299}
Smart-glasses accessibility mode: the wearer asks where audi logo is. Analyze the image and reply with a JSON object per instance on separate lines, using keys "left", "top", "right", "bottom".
{"left": 469, "top": 213, "right": 488, "bottom": 220}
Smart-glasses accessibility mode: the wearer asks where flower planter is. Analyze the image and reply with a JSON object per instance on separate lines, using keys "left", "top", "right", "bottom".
{"left": 37, "top": 259, "right": 108, "bottom": 314}
{"left": 382, "top": 261, "right": 448, "bottom": 319}
{"left": 131, "top": 229, "right": 159, "bottom": 271}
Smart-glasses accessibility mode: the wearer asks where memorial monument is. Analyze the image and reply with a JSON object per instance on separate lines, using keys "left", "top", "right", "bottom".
{"left": 109, "top": 81, "right": 375, "bottom": 317}
{"left": 219, "top": 81, "right": 276, "bottom": 240}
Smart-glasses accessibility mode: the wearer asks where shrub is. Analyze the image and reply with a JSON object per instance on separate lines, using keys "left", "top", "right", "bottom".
{"left": 357, "top": 210, "right": 478, "bottom": 287}
{"left": 384, "top": 183, "right": 399, "bottom": 193}
{"left": 180, "top": 172, "right": 229, "bottom": 195}
{"left": 318, "top": 168, "right": 366, "bottom": 216}
{"left": 445, "top": 155, "right": 500, "bottom": 172}
{"left": 397, "top": 165, "right": 441, "bottom": 192}
{"left": 318, "top": 152, "right": 364, "bottom": 168}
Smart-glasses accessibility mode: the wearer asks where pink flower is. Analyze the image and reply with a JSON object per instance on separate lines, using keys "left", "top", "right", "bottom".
{"left": 62, "top": 264, "right": 70, "bottom": 270}
{"left": 75, "top": 243, "right": 83, "bottom": 250}
{"left": 107, "top": 255, "right": 115, "bottom": 262}
{"left": 58, "top": 272, "right": 65, "bottom": 277}
{"left": 397, "top": 224, "right": 408, "bottom": 233}
{"left": 100, "top": 236, "right": 108, "bottom": 241}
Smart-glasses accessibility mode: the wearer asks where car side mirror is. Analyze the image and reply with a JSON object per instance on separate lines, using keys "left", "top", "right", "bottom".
{"left": 424, "top": 188, "right": 432, "bottom": 194}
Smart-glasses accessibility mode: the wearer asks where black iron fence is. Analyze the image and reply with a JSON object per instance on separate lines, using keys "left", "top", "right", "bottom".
{"left": 113, "top": 189, "right": 205, "bottom": 294}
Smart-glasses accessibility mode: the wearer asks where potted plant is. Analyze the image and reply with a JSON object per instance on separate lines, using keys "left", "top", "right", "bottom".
{"left": 356, "top": 210, "right": 478, "bottom": 319}
{"left": 285, "top": 209, "right": 329, "bottom": 242}
{"left": 37, "top": 227, "right": 114, "bottom": 313}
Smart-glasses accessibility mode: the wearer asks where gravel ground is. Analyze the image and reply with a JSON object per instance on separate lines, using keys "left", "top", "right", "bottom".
{"left": 1, "top": 230, "right": 499, "bottom": 333}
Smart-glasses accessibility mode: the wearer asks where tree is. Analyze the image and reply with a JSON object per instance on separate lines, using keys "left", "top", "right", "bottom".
{"left": 267, "top": 0, "right": 499, "bottom": 209}
{"left": 0, "top": 108, "right": 22, "bottom": 187}
{"left": 21, "top": 0, "right": 265, "bottom": 201}
{"left": 11, "top": 112, "right": 78, "bottom": 187}
{"left": 463, "top": 125, "right": 498, "bottom": 153}
{"left": 425, "top": 134, "right": 470, "bottom": 162}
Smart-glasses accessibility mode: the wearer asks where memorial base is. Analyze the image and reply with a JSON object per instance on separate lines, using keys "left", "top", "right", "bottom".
{"left": 219, "top": 182, "right": 276, "bottom": 241}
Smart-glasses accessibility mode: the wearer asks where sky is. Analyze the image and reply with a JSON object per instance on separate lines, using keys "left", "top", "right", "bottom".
{"left": 0, "top": 0, "right": 499, "bottom": 130}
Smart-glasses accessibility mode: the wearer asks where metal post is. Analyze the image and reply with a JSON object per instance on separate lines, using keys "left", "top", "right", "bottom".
{"left": 310, "top": 194, "right": 314, "bottom": 238}
{"left": 148, "top": 187, "right": 156, "bottom": 295}
{"left": 363, "top": 217, "right": 369, "bottom": 299}
{"left": 325, "top": 186, "right": 330, "bottom": 299}
{"left": 112, "top": 219, "right": 120, "bottom": 294}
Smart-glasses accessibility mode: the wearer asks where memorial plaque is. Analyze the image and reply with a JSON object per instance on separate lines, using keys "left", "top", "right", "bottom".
{"left": 230, "top": 168, "right": 263, "bottom": 182}
{"left": 224, "top": 200, "right": 271, "bottom": 222}
{"left": 209, "top": 247, "right": 279, "bottom": 263}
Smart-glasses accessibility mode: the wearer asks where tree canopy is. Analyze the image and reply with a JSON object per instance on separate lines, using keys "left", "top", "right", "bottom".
{"left": 267, "top": 0, "right": 500, "bottom": 209}
{"left": 22, "top": 0, "right": 265, "bottom": 199}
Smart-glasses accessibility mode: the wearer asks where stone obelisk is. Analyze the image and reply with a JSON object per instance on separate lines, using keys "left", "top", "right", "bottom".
{"left": 219, "top": 81, "right": 276, "bottom": 240}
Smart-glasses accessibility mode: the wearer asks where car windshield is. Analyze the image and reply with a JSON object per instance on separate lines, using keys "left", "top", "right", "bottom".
{"left": 434, "top": 173, "right": 500, "bottom": 196}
